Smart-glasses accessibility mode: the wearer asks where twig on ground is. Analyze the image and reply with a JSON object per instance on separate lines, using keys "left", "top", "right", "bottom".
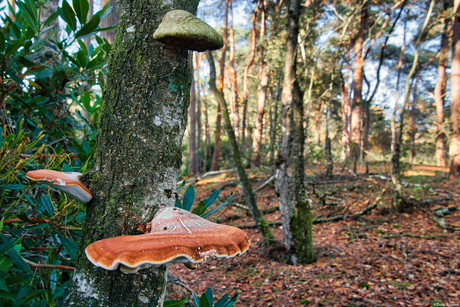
{"left": 23, "top": 258, "right": 75, "bottom": 270}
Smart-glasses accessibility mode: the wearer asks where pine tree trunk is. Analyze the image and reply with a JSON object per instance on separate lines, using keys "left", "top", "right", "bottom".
{"left": 64, "top": 1, "right": 198, "bottom": 305}
{"left": 242, "top": 1, "right": 260, "bottom": 149}
{"left": 269, "top": 70, "right": 282, "bottom": 166}
{"left": 450, "top": 0, "right": 460, "bottom": 178}
{"left": 228, "top": 0, "right": 239, "bottom": 143}
{"left": 195, "top": 54, "right": 202, "bottom": 170}
{"left": 211, "top": 0, "right": 229, "bottom": 171}
{"left": 206, "top": 51, "right": 276, "bottom": 246}
{"left": 435, "top": 0, "right": 450, "bottom": 167}
{"left": 252, "top": 0, "right": 268, "bottom": 167}
{"left": 189, "top": 77, "right": 198, "bottom": 175}
{"left": 100, "top": 0, "right": 119, "bottom": 44}
{"left": 350, "top": 0, "right": 368, "bottom": 173}
{"left": 341, "top": 46, "right": 351, "bottom": 161}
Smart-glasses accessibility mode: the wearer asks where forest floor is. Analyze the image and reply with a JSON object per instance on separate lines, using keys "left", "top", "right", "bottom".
{"left": 167, "top": 163, "right": 460, "bottom": 307}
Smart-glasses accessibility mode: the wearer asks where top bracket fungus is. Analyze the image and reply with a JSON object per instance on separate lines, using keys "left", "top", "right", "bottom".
{"left": 153, "top": 10, "right": 224, "bottom": 52}
{"left": 26, "top": 170, "right": 92, "bottom": 203}
{"left": 85, "top": 206, "right": 250, "bottom": 274}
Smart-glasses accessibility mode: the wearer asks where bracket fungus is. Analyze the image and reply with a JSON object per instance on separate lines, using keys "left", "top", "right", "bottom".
{"left": 26, "top": 170, "right": 92, "bottom": 203}
{"left": 85, "top": 206, "right": 250, "bottom": 274}
{"left": 153, "top": 10, "right": 224, "bottom": 52}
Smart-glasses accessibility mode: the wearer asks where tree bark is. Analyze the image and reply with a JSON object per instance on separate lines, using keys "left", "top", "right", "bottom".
{"left": 288, "top": 0, "right": 316, "bottom": 264}
{"left": 242, "top": 1, "right": 260, "bottom": 148}
{"left": 228, "top": 0, "right": 239, "bottom": 143}
{"left": 100, "top": 0, "right": 119, "bottom": 44}
{"left": 64, "top": 1, "right": 198, "bottom": 305}
{"left": 83, "top": 0, "right": 94, "bottom": 52}
{"left": 350, "top": 0, "right": 368, "bottom": 173}
{"left": 189, "top": 76, "right": 198, "bottom": 175}
{"left": 435, "top": 0, "right": 451, "bottom": 167}
{"left": 252, "top": 0, "right": 268, "bottom": 167}
{"left": 450, "top": 0, "right": 460, "bottom": 178}
{"left": 206, "top": 51, "right": 276, "bottom": 246}
{"left": 409, "top": 67, "right": 420, "bottom": 164}
{"left": 269, "top": 70, "right": 282, "bottom": 166}
{"left": 201, "top": 83, "right": 211, "bottom": 173}
{"left": 211, "top": 0, "right": 229, "bottom": 171}
{"left": 195, "top": 54, "right": 202, "bottom": 170}
{"left": 341, "top": 45, "right": 351, "bottom": 161}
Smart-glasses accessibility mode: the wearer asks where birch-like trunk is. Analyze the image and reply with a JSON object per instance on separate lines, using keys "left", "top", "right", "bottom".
{"left": 269, "top": 70, "right": 282, "bottom": 166}
{"left": 189, "top": 77, "right": 198, "bottom": 175}
{"left": 65, "top": 1, "right": 198, "bottom": 305}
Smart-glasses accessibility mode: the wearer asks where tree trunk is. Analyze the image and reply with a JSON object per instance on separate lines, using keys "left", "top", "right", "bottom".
{"left": 189, "top": 77, "right": 198, "bottom": 175}
{"left": 242, "top": 1, "right": 260, "bottom": 148}
{"left": 451, "top": 0, "right": 460, "bottom": 178}
{"left": 64, "top": 1, "right": 198, "bottom": 305}
{"left": 100, "top": 0, "right": 119, "bottom": 44}
{"left": 201, "top": 83, "right": 211, "bottom": 173}
{"left": 211, "top": 0, "right": 229, "bottom": 171}
{"left": 228, "top": 0, "right": 239, "bottom": 143}
{"left": 435, "top": 0, "right": 450, "bottom": 167}
{"left": 409, "top": 68, "right": 420, "bottom": 164}
{"left": 195, "top": 54, "right": 202, "bottom": 170}
{"left": 325, "top": 80, "right": 333, "bottom": 180}
{"left": 341, "top": 46, "right": 351, "bottom": 161}
{"left": 84, "top": 0, "right": 94, "bottom": 52}
{"left": 350, "top": 0, "right": 368, "bottom": 173}
{"left": 288, "top": 0, "right": 316, "bottom": 264}
{"left": 269, "top": 70, "right": 282, "bottom": 166}
{"left": 252, "top": 0, "right": 268, "bottom": 167}
{"left": 206, "top": 51, "right": 276, "bottom": 246}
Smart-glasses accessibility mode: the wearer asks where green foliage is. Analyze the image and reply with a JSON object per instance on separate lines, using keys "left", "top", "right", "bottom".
{"left": 0, "top": 0, "right": 114, "bottom": 304}
{"left": 175, "top": 184, "right": 233, "bottom": 218}
{"left": 165, "top": 287, "right": 239, "bottom": 307}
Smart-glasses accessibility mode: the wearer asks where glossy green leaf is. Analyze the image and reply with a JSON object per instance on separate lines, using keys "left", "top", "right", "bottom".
{"left": 182, "top": 185, "right": 195, "bottom": 211}
{"left": 198, "top": 293, "right": 211, "bottom": 307}
{"left": 201, "top": 193, "right": 233, "bottom": 219}
{"left": 7, "top": 246, "right": 32, "bottom": 273}
{"left": 60, "top": 0, "right": 77, "bottom": 31}
{"left": 204, "top": 288, "right": 214, "bottom": 307}
{"left": 43, "top": 8, "right": 62, "bottom": 27}
{"left": 58, "top": 234, "right": 77, "bottom": 260}
{"left": 0, "top": 279, "right": 13, "bottom": 300}
{"left": 0, "top": 256, "right": 14, "bottom": 271}
{"left": 73, "top": 0, "right": 89, "bottom": 24}
{"left": 0, "top": 184, "right": 26, "bottom": 190}
{"left": 163, "top": 299, "right": 186, "bottom": 307}
{"left": 40, "top": 194, "right": 54, "bottom": 216}
{"left": 75, "top": 14, "right": 100, "bottom": 39}
{"left": 203, "top": 188, "right": 221, "bottom": 208}
{"left": 0, "top": 237, "right": 19, "bottom": 257}
{"left": 192, "top": 201, "right": 206, "bottom": 216}
{"left": 175, "top": 199, "right": 182, "bottom": 208}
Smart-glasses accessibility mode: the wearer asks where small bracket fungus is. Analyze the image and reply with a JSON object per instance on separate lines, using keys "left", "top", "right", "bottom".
{"left": 153, "top": 10, "right": 224, "bottom": 52}
{"left": 85, "top": 206, "right": 250, "bottom": 274}
{"left": 26, "top": 170, "right": 92, "bottom": 203}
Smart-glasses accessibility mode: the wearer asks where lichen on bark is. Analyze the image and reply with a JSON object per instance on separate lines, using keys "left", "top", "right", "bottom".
{"left": 64, "top": 0, "right": 199, "bottom": 306}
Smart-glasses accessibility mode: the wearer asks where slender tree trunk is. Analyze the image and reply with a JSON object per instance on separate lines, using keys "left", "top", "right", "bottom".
{"left": 195, "top": 53, "right": 202, "bottom": 171}
{"left": 435, "top": 0, "right": 450, "bottom": 167}
{"left": 242, "top": 1, "right": 260, "bottom": 148}
{"left": 65, "top": 1, "right": 198, "bottom": 305}
{"left": 189, "top": 77, "right": 198, "bottom": 175}
{"left": 206, "top": 51, "right": 276, "bottom": 246}
{"left": 84, "top": 0, "right": 94, "bottom": 52}
{"left": 450, "top": 0, "right": 460, "bottom": 178}
{"left": 288, "top": 0, "right": 316, "bottom": 264}
{"left": 350, "top": 0, "right": 368, "bottom": 173}
{"left": 393, "top": 0, "right": 435, "bottom": 210}
{"left": 269, "top": 70, "right": 282, "bottom": 166}
{"left": 315, "top": 100, "right": 325, "bottom": 145}
{"left": 325, "top": 80, "right": 333, "bottom": 180}
{"left": 201, "top": 83, "right": 210, "bottom": 173}
{"left": 252, "top": 0, "right": 268, "bottom": 167}
{"left": 100, "top": 0, "right": 119, "bottom": 44}
{"left": 409, "top": 69, "right": 420, "bottom": 164}
{"left": 228, "top": 0, "right": 239, "bottom": 143}
{"left": 211, "top": 0, "right": 229, "bottom": 171}
{"left": 341, "top": 47, "right": 351, "bottom": 161}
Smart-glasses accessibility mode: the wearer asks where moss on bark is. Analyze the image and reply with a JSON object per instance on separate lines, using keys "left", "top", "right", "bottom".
{"left": 64, "top": 0, "right": 199, "bottom": 306}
